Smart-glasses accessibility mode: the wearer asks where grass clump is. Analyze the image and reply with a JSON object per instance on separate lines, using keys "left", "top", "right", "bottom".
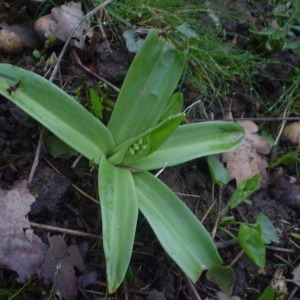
{"left": 96, "top": 0, "right": 265, "bottom": 115}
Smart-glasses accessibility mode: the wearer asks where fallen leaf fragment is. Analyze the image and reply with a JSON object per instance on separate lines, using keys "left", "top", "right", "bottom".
{"left": 270, "top": 267, "right": 287, "bottom": 300}
{"left": 0, "top": 180, "right": 48, "bottom": 282}
{"left": 289, "top": 264, "right": 300, "bottom": 287}
{"left": 282, "top": 122, "right": 300, "bottom": 146}
{"left": 222, "top": 121, "right": 271, "bottom": 185}
{"left": 34, "top": 1, "right": 90, "bottom": 49}
{"left": 40, "top": 235, "right": 85, "bottom": 300}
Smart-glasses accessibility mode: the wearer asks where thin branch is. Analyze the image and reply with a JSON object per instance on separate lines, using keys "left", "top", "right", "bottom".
{"left": 44, "top": 158, "right": 99, "bottom": 205}
{"left": 28, "top": 129, "right": 43, "bottom": 184}
{"left": 71, "top": 47, "right": 120, "bottom": 92}
{"left": 29, "top": 221, "right": 101, "bottom": 239}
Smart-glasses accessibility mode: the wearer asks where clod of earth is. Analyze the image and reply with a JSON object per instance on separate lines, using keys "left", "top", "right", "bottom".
{"left": 282, "top": 122, "right": 300, "bottom": 146}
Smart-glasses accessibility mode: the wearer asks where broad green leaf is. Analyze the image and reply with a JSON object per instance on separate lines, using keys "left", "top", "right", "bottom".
{"left": 98, "top": 156, "right": 139, "bottom": 293}
{"left": 108, "top": 30, "right": 185, "bottom": 145}
{"left": 207, "top": 155, "right": 229, "bottom": 186}
{"left": 237, "top": 223, "right": 265, "bottom": 268}
{"left": 45, "top": 134, "right": 78, "bottom": 158}
{"left": 134, "top": 171, "right": 222, "bottom": 282}
{"left": 0, "top": 64, "right": 115, "bottom": 162}
{"left": 258, "top": 286, "right": 275, "bottom": 300}
{"left": 255, "top": 213, "right": 279, "bottom": 245}
{"left": 159, "top": 92, "right": 184, "bottom": 122}
{"left": 108, "top": 113, "right": 184, "bottom": 165}
{"left": 129, "top": 121, "right": 245, "bottom": 170}
{"left": 224, "top": 174, "right": 260, "bottom": 211}
{"left": 206, "top": 265, "right": 235, "bottom": 295}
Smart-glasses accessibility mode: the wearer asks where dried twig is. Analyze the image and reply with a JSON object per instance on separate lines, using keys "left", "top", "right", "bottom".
{"left": 28, "top": 129, "right": 43, "bottom": 184}
{"left": 211, "top": 186, "right": 223, "bottom": 240}
{"left": 186, "top": 277, "right": 202, "bottom": 300}
{"left": 44, "top": 158, "right": 99, "bottom": 205}
{"left": 29, "top": 221, "right": 101, "bottom": 239}
{"left": 71, "top": 47, "right": 120, "bottom": 92}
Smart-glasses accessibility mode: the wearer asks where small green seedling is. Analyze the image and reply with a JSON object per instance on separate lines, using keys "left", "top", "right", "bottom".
{"left": 207, "top": 159, "right": 279, "bottom": 269}
{"left": 218, "top": 175, "right": 279, "bottom": 268}
{"left": 251, "top": 0, "right": 300, "bottom": 53}
{"left": 223, "top": 173, "right": 260, "bottom": 214}
{"left": 0, "top": 30, "right": 245, "bottom": 293}
{"left": 89, "top": 87, "right": 104, "bottom": 119}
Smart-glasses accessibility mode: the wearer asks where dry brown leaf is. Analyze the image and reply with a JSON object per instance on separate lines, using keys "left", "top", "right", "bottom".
{"left": 0, "top": 180, "right": 48, "bottom": 282}
{"left": 222, "top": 121, "right": 271, "bottom": 186}
{"left": 270, "top": 267, "right": 288, "bottom": 299}
{"left": 40, "top": 235, "right": 85, "bottom": 300}
{"left": 282, "top": 122, "right": 300, "bottom": 146}
{"left": 290, "top": 264, "right": 300, "bottom": 287}
{"left": 34, "top": 1, "right": 90, "bottom": 49}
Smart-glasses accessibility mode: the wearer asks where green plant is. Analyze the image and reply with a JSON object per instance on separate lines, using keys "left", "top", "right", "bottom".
{"left": 219, "top": 176, "right": 279, "bottom": 268}
{"left": 0, "top": 30, "right": 245, "bottom": 292}
{"left": 251, "top": 0, "right": 300, "bottom": 53}
{"left": 98, "top": 0, "right": 263, "bottom": 113}
{"left": 207, "top": 159, "right": 279, "bottom": 268}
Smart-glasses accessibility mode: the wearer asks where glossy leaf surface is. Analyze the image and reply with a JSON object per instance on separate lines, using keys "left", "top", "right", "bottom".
{"left": 108, "top": 113, "right": 185, "bottom": 165}
{"left": 134, "top": 171, "right": 222, "bottom": 282}
{"left": 107, "top": 30, "right": 185, "bottom": 145}
{"left": 129, "top": 121, "right": 245, "bottom": 170}
{"left": 99, "top": 156, "right": 138, "bottom": 292}
{"left": 159, "top": 92, "right": 184, "bottom": 121}
{"left": 237, "top": 223, "right": 265, "bottom": 268}
{"left": 0, "top": 64, "right": 115, "bottom": 162}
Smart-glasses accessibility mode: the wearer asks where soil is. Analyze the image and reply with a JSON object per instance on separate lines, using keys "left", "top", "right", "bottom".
{"left": 0, "top": 1, "right": 300, "bottom": 300}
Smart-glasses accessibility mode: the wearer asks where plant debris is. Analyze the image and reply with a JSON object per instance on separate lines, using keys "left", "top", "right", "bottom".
{"left": 222, "top": 121, "right": 271, "bottom": 186}
{"left": 290, "top": 264, "right": 300, "bottom": 287}
{"left": 0, "top": 180, "right": 48, "bottom": 282}
{"left": 40, "top": 235, "right": 85, "bottom": 300}
{"left": 34, "top": 1, "right": 91, "bottom": 49}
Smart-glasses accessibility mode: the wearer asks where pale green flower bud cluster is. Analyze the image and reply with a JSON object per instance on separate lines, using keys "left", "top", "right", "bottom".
{"left": 127, "top": 137, "right": 148, "bottom": 156}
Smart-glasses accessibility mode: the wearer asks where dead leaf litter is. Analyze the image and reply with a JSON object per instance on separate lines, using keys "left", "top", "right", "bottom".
{"left": 222, "top": 121, "right": 271, "bottom": 186}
